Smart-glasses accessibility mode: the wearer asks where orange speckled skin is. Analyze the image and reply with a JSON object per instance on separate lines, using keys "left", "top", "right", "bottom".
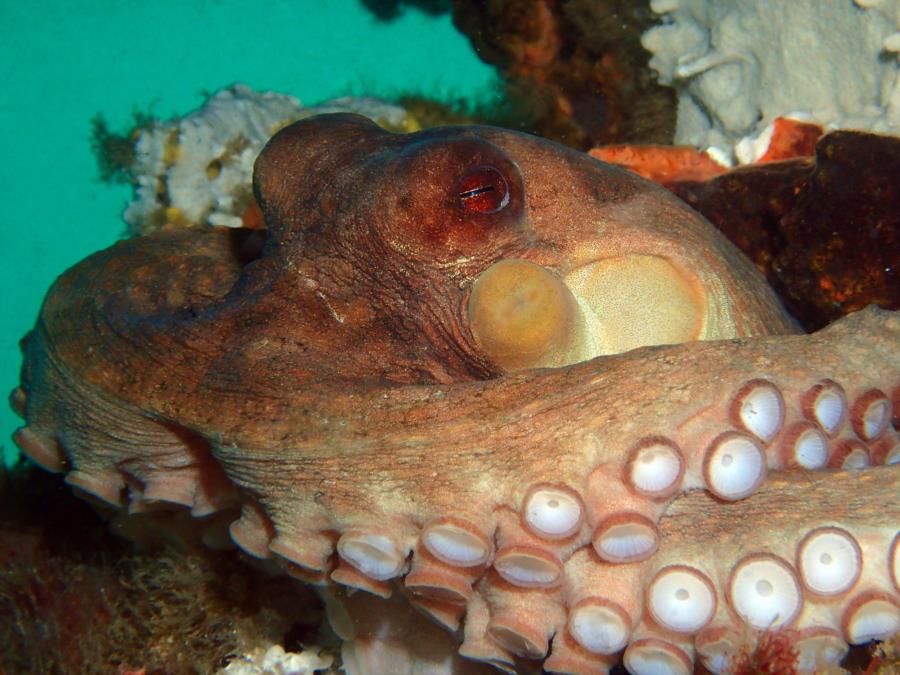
{"left": 13, "top": 115, "right": 899, "bottom": 673}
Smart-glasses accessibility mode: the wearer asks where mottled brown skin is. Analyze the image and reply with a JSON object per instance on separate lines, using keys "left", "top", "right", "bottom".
{"left": 13, "top": 115, "right": 900, "bottom": 673}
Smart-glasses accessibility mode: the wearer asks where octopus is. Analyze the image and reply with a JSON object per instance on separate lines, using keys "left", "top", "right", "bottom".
{"left": 10, "top": 113, "right": 900, "bottom": 674}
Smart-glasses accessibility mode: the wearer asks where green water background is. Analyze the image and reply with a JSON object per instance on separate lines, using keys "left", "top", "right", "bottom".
{"left": 0, "top": 1, "right": 496, "bottom": 465}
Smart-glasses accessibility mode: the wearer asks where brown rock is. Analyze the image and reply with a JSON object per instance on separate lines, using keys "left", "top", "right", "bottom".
{"left": 451, "top": 0, "right": 676, "bottom": 148}
{"left": 668, "top": 131, "right": 900, "bottom": 331}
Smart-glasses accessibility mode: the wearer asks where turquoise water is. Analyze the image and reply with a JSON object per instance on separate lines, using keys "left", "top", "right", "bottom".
{"left": 0, "top": 1, "right": 496, "bottom": 465}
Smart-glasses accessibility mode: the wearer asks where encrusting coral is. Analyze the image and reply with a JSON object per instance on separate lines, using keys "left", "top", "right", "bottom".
{"left": 96, "top": 85, "right": 416, "bottom": 235}
{"left": 641, "top": 0, "right": 900, "bottom": 163}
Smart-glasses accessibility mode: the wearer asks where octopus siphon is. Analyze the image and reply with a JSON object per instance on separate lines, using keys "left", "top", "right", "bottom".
{"left": 10, "top": 114, "right": 900, "bottom": 674}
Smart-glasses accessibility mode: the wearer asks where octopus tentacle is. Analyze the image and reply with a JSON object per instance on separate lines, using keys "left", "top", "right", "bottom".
{"left": 312, "top": 467, "right": 899, "bottom": 675}
{"left": 203, "top": 307, "right": 895, "bottom": 575}
{"left": 14, "top": 301, "right": 899, "bottom": 671}
{"left": 655, "top": 466, "right": 899, "bottom": 674}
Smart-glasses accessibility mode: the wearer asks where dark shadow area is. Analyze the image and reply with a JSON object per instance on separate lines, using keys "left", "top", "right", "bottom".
{"left": 0, "top": 461, "right": 329, "bottom": 674}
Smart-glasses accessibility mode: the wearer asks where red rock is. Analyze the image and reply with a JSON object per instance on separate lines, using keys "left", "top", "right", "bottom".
{"left": 590, "top": 144, "right": 727, "bottom": 183}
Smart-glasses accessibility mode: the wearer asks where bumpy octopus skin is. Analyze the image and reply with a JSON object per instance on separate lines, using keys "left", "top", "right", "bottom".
{"left": 11, "top": 114, "right": 900, "bottom": 674}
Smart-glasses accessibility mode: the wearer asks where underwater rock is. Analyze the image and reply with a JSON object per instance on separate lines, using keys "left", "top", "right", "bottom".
{"left": 451, "top": 0, "right": 676, "bottom": 148}
{"left": 667, "top": 130, "right": 900, "bottom": 331}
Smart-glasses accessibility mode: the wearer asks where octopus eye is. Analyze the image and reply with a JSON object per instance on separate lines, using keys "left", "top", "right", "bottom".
{"left": 457, "top": 165, "right": 510, "bottom": 214}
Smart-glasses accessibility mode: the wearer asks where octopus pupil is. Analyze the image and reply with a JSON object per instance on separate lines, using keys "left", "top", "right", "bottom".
{"left": 461, "top": 185, "right": 494, "bottom": 200}
{"left": 820, "top": 552, "right": 833, "bottom": 564}
{"left": 756, "top": 579, "right": 774, "bottom": 596}
{"left": 547, "top": 499, "right": 560, "bottom": 508}
{"left": 456, "top": 165, "right": 509, "bottom": 214}
{"left": 675, "top": 588, "right": 689, "bottom": 601}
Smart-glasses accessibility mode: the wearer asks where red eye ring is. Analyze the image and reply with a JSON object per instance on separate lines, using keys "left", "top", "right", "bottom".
{"left": 457, "top": 165, "right": 510, "bottom": 214}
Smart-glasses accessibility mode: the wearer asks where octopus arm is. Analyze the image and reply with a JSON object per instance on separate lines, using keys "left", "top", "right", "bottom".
{"left": 14, "top": 282, "right": 900, "bottom": 671}
{"left": 11, "top": 115, "right": 900, "bottom": 672}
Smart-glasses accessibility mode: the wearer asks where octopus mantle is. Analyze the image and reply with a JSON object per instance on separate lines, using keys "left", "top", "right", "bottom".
{"left": 11, "top": 114, "right": 900, "bottom": 674}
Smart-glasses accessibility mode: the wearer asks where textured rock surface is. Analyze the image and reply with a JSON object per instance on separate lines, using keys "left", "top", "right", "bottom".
{"left": 668, "top": 131, "right": 900, "bottom": 331}
{"left": 642, "top": 0, "right": 900, "bottom": 161}
{"left": 452, "top": 0, "right": 676, "bottom": 148}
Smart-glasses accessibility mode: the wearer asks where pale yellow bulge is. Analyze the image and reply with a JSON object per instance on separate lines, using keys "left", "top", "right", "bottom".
{"left": 468, "top": 255, "right": 707, "bottom": 371}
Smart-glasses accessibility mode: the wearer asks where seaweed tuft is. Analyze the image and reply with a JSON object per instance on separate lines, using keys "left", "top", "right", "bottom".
{"left": 0, "top": 462, "right": 329, "bottom": 674}
{"left": 90, "top": 111, "right": 155, "bottom": 185}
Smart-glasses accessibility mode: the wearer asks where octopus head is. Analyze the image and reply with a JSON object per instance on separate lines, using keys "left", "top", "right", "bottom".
{"left": 253, "top": 114, "right": 794, "bottom": 379}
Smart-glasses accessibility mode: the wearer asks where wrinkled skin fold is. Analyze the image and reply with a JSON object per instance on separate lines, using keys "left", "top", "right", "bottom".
{"left": 12, "top": 115, "right": 900, "bottom": 674}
